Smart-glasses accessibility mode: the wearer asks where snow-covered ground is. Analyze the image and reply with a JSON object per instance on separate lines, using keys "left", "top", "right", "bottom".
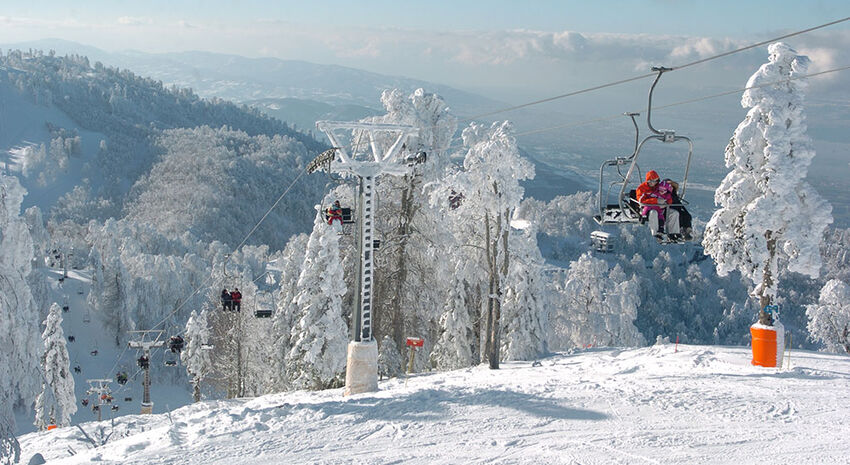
{"left": 18, "top": 342, "right": 850, "bottom": 464}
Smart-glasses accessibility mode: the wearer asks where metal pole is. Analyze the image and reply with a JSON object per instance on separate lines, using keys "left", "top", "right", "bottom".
{"left": 358, "top": 174, "right": 376, "bottom": 342}
{"left": 352, "top": 178, "right": 364, "bottom": 341}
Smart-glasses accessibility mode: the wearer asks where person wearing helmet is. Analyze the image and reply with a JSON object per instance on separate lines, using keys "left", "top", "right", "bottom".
{"left": 637, "top": 170, "right": 681, "bottom": 242}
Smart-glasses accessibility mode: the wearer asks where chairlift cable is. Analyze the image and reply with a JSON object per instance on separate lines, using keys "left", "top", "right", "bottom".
{"left": 460, "top": 16, "right": 850, "bottom": 123}
{"left": 329, "top": 16, "right": 850, "bottom": 159}
{"left": 439, "top": 64, "right": 850, "bottom": 152}
{"left": 146, "top": 166, "right": 309, "bottom": 334}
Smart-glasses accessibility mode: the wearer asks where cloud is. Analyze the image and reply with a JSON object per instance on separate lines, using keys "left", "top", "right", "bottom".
{"left": 117, "top": 16, "right": 152, "bottom": 26}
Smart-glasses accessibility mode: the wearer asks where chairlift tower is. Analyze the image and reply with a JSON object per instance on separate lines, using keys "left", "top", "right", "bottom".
{"left": 313, "top": 121, "right": 419, "bottom": 395}
{"left": 85, "top": 379, "right": 113, "bottom": 422}
{"left": 127, "top": 330, "right": 166, "bottom": 414}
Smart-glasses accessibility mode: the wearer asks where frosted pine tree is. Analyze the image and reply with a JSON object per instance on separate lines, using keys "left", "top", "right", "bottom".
{"left": 287, "top": 209, "right": 348, "bottom": 390}
{"left": 34, "top": 303, "right": 76, "bottom": 430}
{"left": 182, "top": 309, "right": 214, "bottom": 402}
{"left": 500, "top": 224, "right": 548, "bottom": 361}
{"left": 806, "top": 280, "right": 850, "bottom": 354}
{"left": 432, "top": 263, "right": 475, "bottom": 370}
{"left": 703, "top": 42, "right": 832, "bottom": 320}
{"left": 0, "top": 175, "right": 42, "bottom": 463}
{"left": 271, "top": 233, "right": 309, "bottom": 390}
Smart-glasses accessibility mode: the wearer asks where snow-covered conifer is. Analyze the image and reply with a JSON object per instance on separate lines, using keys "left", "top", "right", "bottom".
{"left": 806, "top": 280, "right": 850, "bottom": 354}
{"left": 271, "top": 233, "right": 309, "bottom": 390}
{"left": 34, "top": 303, "right": 76, "bottom": 430}
{"left": 500, "top": 226, "right": 548, "bottom": 361}
{"left": 703, "top": 42, "right": 832, "bottom": 313}
{"left": 182, "top": 309, "right": 214, "bottom": 402}
{"left": 0, "top": 175, "right": 42, "bottom": 462}
{"left": 287, "top": 209, "right": 348, "bottom": 390}
{"left": 432, "top": 264, "right": 475, "bottom": 370}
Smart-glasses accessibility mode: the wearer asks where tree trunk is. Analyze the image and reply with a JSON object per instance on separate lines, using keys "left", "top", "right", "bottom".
{"left": 389, "top": 183, "right": 415, "bottom": 350}
{"left": 484, "top": 212, "right": 495, "bottom": 367}
{"left": 192, "top": 378, "right": 201, "bottom": 403}
{"left": 757, "top": 231, "right": 777, "bottom": 325}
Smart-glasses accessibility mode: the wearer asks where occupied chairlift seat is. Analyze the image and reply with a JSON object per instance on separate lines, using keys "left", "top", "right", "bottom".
{"left": 323, "top": 207, "right": 355, "bottom": 224}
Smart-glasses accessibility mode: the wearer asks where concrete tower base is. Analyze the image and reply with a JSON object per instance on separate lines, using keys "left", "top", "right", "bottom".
{"left": 344, "top": 340, "right": 378, "bottom": 396}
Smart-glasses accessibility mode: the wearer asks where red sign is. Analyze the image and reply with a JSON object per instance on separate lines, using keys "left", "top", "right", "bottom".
{"left": 406, "top": 337, "right": 424, "bottom": 347}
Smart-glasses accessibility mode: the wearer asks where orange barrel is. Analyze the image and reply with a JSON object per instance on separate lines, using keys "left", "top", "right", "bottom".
{"left": 47, "top": 424, "right": 57, "bottom": 431}
{"left": 751, "top": 325, "right": 778, "bottom": 367}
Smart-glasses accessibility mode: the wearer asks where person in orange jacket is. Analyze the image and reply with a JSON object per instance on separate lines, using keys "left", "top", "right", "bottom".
{"left": 636, "top": 170, "right": 681, "bottom": 241}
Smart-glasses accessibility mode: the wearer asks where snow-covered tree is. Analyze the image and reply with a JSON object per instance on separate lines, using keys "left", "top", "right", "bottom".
{"left": 366, "top": 88, "right": 457, "bottom": 357}
{"left": 271, "top": 233, "right": 309, "bottom": 390}
{"left": 34, "top": 303, "right": 76, "bottom": 430}
{"left": 500, "top": 224, "right": 548, "bottom": 361}
{"left": 287, "top": 209, "right": 348, "bottom": 390}
{"left": 0, "top": 175, "right": 42, "bottom": 462}
{"left": 806, "top": 280, "right": 850, "bottom": 354}
{"left": 434, "top": 121, "right": 534, "bottom": 369}
{"left": 182, "top": 309, "right": 214, "bottom": 402}
{"left": 550, "top": 253, "right": 643, "bottom": 350}
{"left": 432, "top": 263, "right": 476, "bottom": 370}
{"left": 703, "top": 42, "right": 832, "bottom": 318}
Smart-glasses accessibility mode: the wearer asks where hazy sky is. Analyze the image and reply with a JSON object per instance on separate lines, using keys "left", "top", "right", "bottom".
{"left": 2, "top": 1, "right": 849, "bottom": 101}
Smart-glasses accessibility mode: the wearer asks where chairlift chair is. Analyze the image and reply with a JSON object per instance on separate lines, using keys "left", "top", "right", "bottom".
{"left": 593, "top": 67, "right": 694, "bottom": 244}
{"left": 590, "top": 231, "right": 615, "bottom": 253}
{"left": 254, "top": 290, "right": 274, "bottom": 318}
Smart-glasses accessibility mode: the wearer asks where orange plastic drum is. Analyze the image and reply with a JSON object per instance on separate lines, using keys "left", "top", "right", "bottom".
{"left": 751, "top": 326, "right": 778, "bottom": 367}
{"left": 46, "top": 424, "right": 57, "bottom": 431}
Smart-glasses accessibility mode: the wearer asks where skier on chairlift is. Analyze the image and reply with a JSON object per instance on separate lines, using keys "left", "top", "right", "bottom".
{"left": 637, "top": 170, "right": 681, "bottom": 242}
{"left": 327, "top": 200, "right": 343, "bottom": 233}
{"left": 221, "top": 288, "right": 232, "bottom": 311}
{"left": 230, "top": 288, "right": 242, "bottom": 312}
{"left": 169, "top": 335, "right": 184, "bottom": 353}
{"left": 116, "top": 372, "right": 128, "bottom": 385}
{"left": 662, "top": 178, "right": 693, "bottom": 241}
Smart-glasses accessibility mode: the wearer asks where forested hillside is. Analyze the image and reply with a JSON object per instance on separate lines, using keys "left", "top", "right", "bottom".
{"left": 1, "top": 49, "right": 326, "bottom": 234}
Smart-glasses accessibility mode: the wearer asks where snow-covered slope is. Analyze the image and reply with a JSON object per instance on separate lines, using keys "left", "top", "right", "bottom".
{"left": 14, "top": 266, "right": 193, "bottom": 437}
{"left": 17, "top": 344, "right": 850, "bottom": 464}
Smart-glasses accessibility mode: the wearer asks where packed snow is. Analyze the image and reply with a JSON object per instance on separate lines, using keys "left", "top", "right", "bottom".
{"left": 17, "top": 344, "right": 850, "bottom": 464}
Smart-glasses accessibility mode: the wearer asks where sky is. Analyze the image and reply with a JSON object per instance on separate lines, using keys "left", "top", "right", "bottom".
{"left": 2, "top": 1, "right": 849, "bottom": 102}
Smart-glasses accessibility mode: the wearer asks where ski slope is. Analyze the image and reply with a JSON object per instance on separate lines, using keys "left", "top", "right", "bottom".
{"left": 14, "top": 266, "right": 193, "bottom": 436}
{"left": 17, "top": 341, "right": 850, "bottom": 464}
